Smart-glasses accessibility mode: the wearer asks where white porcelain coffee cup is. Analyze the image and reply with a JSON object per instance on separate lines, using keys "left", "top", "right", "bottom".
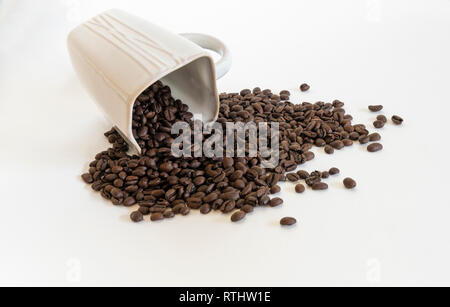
{"left": 67, "top": 9, "right": 231, "bottom": 153}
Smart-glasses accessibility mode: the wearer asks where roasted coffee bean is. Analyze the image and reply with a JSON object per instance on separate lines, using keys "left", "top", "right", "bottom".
{"left": 159, "top": 162, "right": 173, "bottom": 173}
{"left": 130, "top": 211, "right": 143, "bottom": 223}
{"left": 230, "top": 170, "right": 244, "bottom": 181}
{"left": 220, "top": 192, "right": 240, "bottom": 201}
{"left": 300, "top": 83, "right": 310, "bottom": 92}
{"left": 367, "top": 143, "right": 383, "bottom": 152}
{"left": 359, "top": 135, "right": 370, "bottom": 145}
{"left": 113, "top": 179, "right": 124, "bottom": 188}
{"left": 138, "top": 206, "right": 150, "bottom": 216}
{"left": 295, "top": 184, "right": 305, "bottom": 194}
{"left": 303, "top": 151, "right": 315, "bottom": 161}
{"left": 392, "top": 115, "right": 404, "bottom": 125}
{"left": 240, "top": 89, "right": 251, "bottom": 96}
{"left": 232, "top": 179, "right": 246, "bottom": 189}
{"left": 369, "top": 105, "right": 383, "bottom": 112}
{"left": 231, "top": 211, "right": 246, "bottom": 223}
{"left": 321, "top": 171, "right": 330, "bottom": 179}
{"left": 324, "top": 145, "right": 334, "bottom": 154}
{"left": 343, "top": 178, "right": 357, "bottom": 189}
{"left": 280, "top": 217, "right": 297, "bottom": 226}
{"left": 312, "top": 182, "right": 328, "bottom": 191}
{"left": 329, "top": 167, "right": 340, "bottom": 175}
{"left": 150, "top": 213, "right": 164, "bottom": 222}
{"left": 223, "top": 200, "right": 236, "bottom": 213}
{"left": 223, "top": 157, "right": 234, "bottom": 169}
{"left": 81, "top": 173, "right": 93, "bottom": 184}
{"left": 373, "top": 120, "right": 385, "bottom": 129}
{"left": 193, "top": 176, "right": 206, "bottom": 186}
{"left": 172, "top": 204, "right": 186, "bottom": 214}
{"left": 297, "top": 170, "right": 309, "bottom": 180}
{"left": 269, "top": 198, "right": 283, "bottom": 207}
{"left": 203, "top": 192, "right": 219, "bottom": 203}
{"left": 369, "top": 133, "right": 381, "bottom": 142}
{"left": 200, "top": 204, "right": 211, "bottom": 215}
{"left": 180, "top": 207, "right": 191, "bottom": 216}
{"left": 270, "top": 185, "right": 281, "bottom": 194}
{"left": 164, "top": 209, "right": 175, "bottom": 219}
{"left": 110, "top": 188, "right": 123, "bottom": 199}
{"left": 330, "top": 140, "right": 344, "bottom": 150}
{"left": 305, "top": 176, "right": 321, "bottom": 187}
{"left": 349, "top": 132, "right": 360, "bottom": 141}
{"left": 343, "top": 139, "right": 353, "bottom": 147}
{"left": 123, "top": 197, "right": 136, "bottom": 207}
{"left": 242, "top": 205, "right": 254, "bottom": 213}
{"left": 287, "top": 173, "right": 300, "bottom": 182}
{"left": 377, "top": 115, "right": 387, "bottom": 123}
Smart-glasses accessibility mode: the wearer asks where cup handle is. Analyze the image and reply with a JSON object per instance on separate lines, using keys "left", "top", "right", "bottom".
{"left": 180, "top": 33, "right": 232, "bottom": 80}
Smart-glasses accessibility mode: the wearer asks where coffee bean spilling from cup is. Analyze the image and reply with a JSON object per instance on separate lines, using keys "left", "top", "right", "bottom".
{"left": 81, "top": 81, "right": 403, "bottom": 225}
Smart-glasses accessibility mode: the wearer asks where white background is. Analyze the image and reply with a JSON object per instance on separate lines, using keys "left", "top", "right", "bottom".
{"left": 1, "top": 0, "right": 449, "bottom": 286}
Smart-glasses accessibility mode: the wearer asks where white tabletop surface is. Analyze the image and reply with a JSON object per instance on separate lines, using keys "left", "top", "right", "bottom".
{"left": 1, "top": 0, "right": 449, "bottom": 286}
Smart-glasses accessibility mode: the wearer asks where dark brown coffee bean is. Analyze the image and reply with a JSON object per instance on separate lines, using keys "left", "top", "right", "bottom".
{"left": 295, "top": 184, "right": 305, "bottom": 194}
{"left": 240, "top": 89, "right": 251, "bottom": 96}
{"left": 312, "top": 182, "right": 328, "bottom": 191}
{"left": 373, "top": 120, "right": 385, "bottom": 129}
{"left": 315, "top": 138, "right": 326, "bottom": 147}
{"left": 368, "top": 133, "right": 381, "bottom": 142}
{"left": 203, "top": 192, "right": 219, "bottom": 203}
{"left": 329, "top": 167, "right": 340, "bottom": 175}
{"left": 113, "top": 179, "right": 124, "bottom": 188}
{"left": 193, "top": 176, "right": 206, "bottom": 186}
{"left": 359, "top": 135, "right": 370, "bottom": 145}
{"left": 223, "top": 200, "right": 236, "bottom": 213}
{"left": 231, "top": 211, "right": 246, "bottom": 223}
{"left": 172, "top": 203, "right": 186, "bottom": 214}
{"left": 343, "top": 178, "right": 357, "bottom": 189}
{"left": 269, "top": 197, "right": 283, "bottom": 207}
{"left": 392, "top": 115, "right": 404, "bottom": 125}
{"left": 180, "top": 207, "right": 191, "bottom": 216}
{"left": 200, "top": 204, "right": 211, "bottom": 215}
{"left": 123, "top": 197, "right": 136, "bottom": 207}
{"left": 138, "top": 206, "right": 150, "bottom": 215}
{"left": 164, "top": 209, "right": 175, "bottom": 219}
{"left": 343, "top": 139, "right": 353, "bottom": 147}
{"left": 130, "top": 211, "right": 143, "bottom": 223}
{"left": 220, "top": 191, "right": 240, "bottom": 201}
{"left": 223, "top": 157, "right": 234, "bottom": 169}
{"left": 280, "top": 217, "right": 297, "bottom": 226}
{"left": 230, "top": 170, "right": 244, "bottom": 181}
{"left": 324, "top": 145, "right": 334, "bottom": 154}
{"left": 321, "top": 171, "right": 330, "bottom": 179}
{"left": 150, "top": 213, "right": 164, "bottom": 222}
{"left": 305, "top": 176, "right": 321, "bottom": 187}
{"left": 242, "top": 205, "right": 254, "bottom": 213}
{"left": 110, "top": 188, "right": 123, "bottom": 199}
{"left": 297, "top": 170, "right": 309, "bottom": 180}
{"left": 81, "top": 173, "right": 93, "bottom": 184}
{"left": 300, "top": 83, "right": 310, "bottom": 92}
{"left": 287, "top": 173, "right": 300, "bottom": 182}
{"left": 330, "top": 140, "right": 344, "bottom": 150}
{"left": 367, "top": 143, "right": 383, "bottom": 152}
{"left": 270, "top": 185, "right": 281, "bottom": 194}
{"left": 377, "top": 115, "right": 387, "bottom": 123}
{"left": 303, "top": 151, "right": 315, "bottom": 161}
{"left": 368, "top": 105, "right": 383, "bottom": 112}
{"left": 159, "top": 162, "right": 173, "bottom": 173}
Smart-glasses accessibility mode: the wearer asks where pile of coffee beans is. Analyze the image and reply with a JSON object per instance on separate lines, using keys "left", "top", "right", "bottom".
{"left": 81, "top": 81, "right": 403, "bottom": 225}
